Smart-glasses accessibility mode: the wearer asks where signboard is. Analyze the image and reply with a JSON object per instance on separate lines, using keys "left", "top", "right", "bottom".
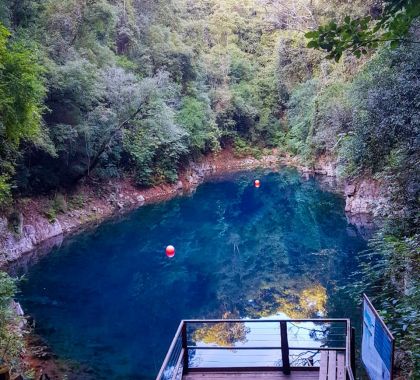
{"left": 362, "top": 294, "right": 395, "bottom": 380}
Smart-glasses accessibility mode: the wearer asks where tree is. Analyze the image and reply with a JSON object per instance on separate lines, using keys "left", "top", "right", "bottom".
{"left": 0, "top": 23, "right": 45, "bottom": 144}
{"left": 0, "top": 22, "right": 46, "bottom": 204}
{"left": 0, "top": 272, "right": 23, "bottom": 372}
{"left": 305, "top": 0, "right": 420, "bottom": 61}
{"left": 176, "top": 95, "right": 220, "bottom": 156}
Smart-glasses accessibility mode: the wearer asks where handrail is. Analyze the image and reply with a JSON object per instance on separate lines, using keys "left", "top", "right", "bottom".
{"left": 183, "top": 318, "right": 349, "bottom": 323}
{"left": 346, "top": 366, "right": 356, "bottom": 380}
{"left": 187, "top": 346, "right": 347, "bottom": 351}
{"left": 345, "top": 320, "right": 356, "bottom": 380}
{"left": 171, "top": 349, "right": 185, "bottom": 380}
{"left": 156, "top": 321, "right": 184, "bottom": 380}
{"left": 156, "top": 318, "right": 352, "bottom": 380}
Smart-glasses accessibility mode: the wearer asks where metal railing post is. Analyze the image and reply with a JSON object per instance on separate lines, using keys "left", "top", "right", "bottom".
{"left": 351, "top": 327, "right": 356, "bottom": 378}
{"left": 182, "top": 321, "right": 189, "bottom": 374}
{"left": 280, "top": 321, "right": 291, "bottom": 375}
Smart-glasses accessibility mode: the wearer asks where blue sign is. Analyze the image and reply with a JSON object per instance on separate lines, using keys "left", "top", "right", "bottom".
{"left": 362, "top": 295, "right": 394, "bottom": 380}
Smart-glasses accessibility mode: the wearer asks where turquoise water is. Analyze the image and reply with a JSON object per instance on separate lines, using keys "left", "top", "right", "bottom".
{"left": 18, "top": 169, "right": 368, "bottom": 379}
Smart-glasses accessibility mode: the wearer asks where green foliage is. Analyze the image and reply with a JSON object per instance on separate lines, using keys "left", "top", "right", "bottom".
{"left": 233, "top": 137, "right": 262, "bottom": 159}
{"left": 68, "top": 194, "right": 85, "bottom": 210}
{"left": 121, "top": 73, "right": 188, "bottom": 186}
{"left": 0, "top": 23, "right": 46, "bottom": 144}
{"left": 0, "top": 0, "right": 287, "bottom": 196}
{"left": 285, "top": 79, "right": 319, "bottom": 161}
{"left": 0, "top": 22, "right": 46, "bottom": 204}
{"left": 340, "top": 44, "right": 420, "bottom": 180}
{"left": 305, "top": 1, "right": 420, "bottom": 61}
{"left": 43, "top": 206, "right": 56, "bottom": 223}
{"left": 0, "top": 272, "right": 23, "bottom": 371}
{"left": 41, "top": 193, "right": 67, "bottom": 223}
{"left": 176, "top": 96, "right": 220, "bottom": 155}
{"left": 0, "top": 175, "right": 11, "bottom": 208}
{"left": 348, "top": 232, "right": 420, "bottom": 378}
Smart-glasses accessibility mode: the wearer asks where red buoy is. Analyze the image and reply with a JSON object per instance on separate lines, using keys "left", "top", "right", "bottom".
{"left": 254, "top": 180, "right": 261, "bottom": 188}
{"left": 166, "top": 245, "right": 175, "bottom": 258}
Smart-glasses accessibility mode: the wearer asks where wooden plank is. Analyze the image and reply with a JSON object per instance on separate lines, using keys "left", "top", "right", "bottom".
{"left": 319, "top": 350, "right": 328, "bottom": 380}
{"left": 336, "top": 353, "right": 345, "bottom": 380}
{"left": 327, "top": 351, "right": 337, "bottom": 380}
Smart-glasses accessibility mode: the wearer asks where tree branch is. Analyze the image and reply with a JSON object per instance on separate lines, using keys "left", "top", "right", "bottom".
{"left": 73, "top": 100, "right": 148, "bottom": 183}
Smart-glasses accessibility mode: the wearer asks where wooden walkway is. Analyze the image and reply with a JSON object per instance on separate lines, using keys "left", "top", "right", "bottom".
{"left": 183, "top": 371, "right": 319, "bottom": 380}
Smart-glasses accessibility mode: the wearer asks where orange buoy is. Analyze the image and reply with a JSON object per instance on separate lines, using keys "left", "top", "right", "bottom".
{"left": 166, "top": 245, "right": 175, "bottom": 258}
{"left": 254, "top": 180, "right": 261, "bottom": 188}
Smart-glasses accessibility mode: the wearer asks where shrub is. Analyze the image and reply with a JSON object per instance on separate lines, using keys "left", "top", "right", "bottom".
{"left": 52, "top": 193, "right": 67, "bottom": 213}
{"left": 68, "top": 194, "right": 85, "bottom": 210}
{"left": 0, "top": 272, "right": 24, "bottom": 373}
{"left": 0, "top": 175, "right": 11, "bottom": 208}
{"left": 233, "top": 137, "right": 263, "bottom": 159}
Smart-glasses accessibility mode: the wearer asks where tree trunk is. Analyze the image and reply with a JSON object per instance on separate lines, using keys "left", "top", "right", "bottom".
{"left": 73, "top": 104, "right": 145, "bottom": 184}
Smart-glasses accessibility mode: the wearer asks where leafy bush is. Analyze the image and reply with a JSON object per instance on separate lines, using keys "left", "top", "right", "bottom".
{"left": 176, "top": 96, "right": 220, "bottom": 156}
{"left": 52, "top": 193, "right": 67, "bottom": 213}
{"left": 285, "top": 79, "right": 319, "bottom": 161}
{"left": 68, "top": 194, "right": 86, "bottom": 210}
{"left": 233, "top": 137, "right": 262, "bottom": 159}
{"left": 0, "top": 23, "right": 46, "bottom": 144}
{"left": 0, "top": 272, "right": 24, "bottom": 372}
{"left": 43, "top": 207, "right": 57, "bottom": 223}
{"left": 0, "top": 175, "right": 11, "bottom": 208}
{"left": 342, "top": 44, "right": 420, "bottom": 176}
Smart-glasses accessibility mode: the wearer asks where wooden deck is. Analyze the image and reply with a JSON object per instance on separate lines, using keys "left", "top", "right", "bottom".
{"left": 183, "top": 370, "right": 319, "bottom": 380}
{"left": 156, "top": 319, "right": 355, "bottom": 380}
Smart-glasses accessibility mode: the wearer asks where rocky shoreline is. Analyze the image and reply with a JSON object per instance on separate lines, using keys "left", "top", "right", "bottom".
{"left": 1, "top": 149, "right": 280, "bottom": 269}
{"left": 0, "top": 149, "right": 388, "bottom": 270}
{"left": 298, "top": 154, "right": 387, "bottom": 216}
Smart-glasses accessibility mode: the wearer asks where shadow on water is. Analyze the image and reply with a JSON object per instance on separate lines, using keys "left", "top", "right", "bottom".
{"left": 17, "top": 168, "right": 371, "bottom": 379}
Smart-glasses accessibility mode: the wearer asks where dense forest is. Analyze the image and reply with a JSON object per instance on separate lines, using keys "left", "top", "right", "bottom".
{"left": 0, "top": 0, "right": 419, "bottom": 378}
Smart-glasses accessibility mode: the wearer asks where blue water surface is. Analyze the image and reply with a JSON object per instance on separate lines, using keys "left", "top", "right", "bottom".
{"left": 18, "top": 169, "right": 368, "bottom": 379}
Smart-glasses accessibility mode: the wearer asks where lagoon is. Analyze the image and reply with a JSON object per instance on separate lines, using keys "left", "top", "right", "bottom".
{"left": 18, "top": 169, "right": 368, "bottom": 379}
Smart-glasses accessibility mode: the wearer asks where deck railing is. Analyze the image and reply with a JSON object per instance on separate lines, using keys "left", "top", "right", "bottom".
{"left": 156, "top": 319, "right": 356, "bottom": 380}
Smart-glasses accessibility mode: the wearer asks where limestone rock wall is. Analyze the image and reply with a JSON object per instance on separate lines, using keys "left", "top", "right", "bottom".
{"left": 0, "top": 217, "right": 63, "bottom": 264}
{"left": 344, "top": 179, "right": 387, "bottom": 215}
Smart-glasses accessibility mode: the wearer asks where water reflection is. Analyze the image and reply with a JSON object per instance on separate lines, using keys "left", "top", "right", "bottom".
{"left": 189, "top": 317, "right": 347, "bottom": 369}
